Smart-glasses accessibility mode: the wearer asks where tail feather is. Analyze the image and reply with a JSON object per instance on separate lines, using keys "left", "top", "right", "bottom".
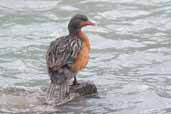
{"left": 47, "top": 83, "right": 56, "bottom": 100}
{"left": 47, "top": 67, "right": 75, "bottom": 103}
{"left": 47, "top": 80, "right": 70, "bottom": 104}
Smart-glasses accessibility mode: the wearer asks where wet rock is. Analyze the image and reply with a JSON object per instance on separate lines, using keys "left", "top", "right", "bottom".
{"left": 70, "top": 80, "right": 97, "bottom": 96}
{"left": 55, "top": 80, "right": 97, "bottom": 106}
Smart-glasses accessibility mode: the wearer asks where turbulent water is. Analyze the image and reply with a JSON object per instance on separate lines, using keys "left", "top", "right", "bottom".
{"left": 0, "top": 0, "right": 171, "bottom": 114}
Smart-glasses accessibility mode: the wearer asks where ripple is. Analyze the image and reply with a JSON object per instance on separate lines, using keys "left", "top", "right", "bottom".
{"left": 0, "top": 87, "right": 59, "bottom": 114}
{"left": 99, "top": 9, "right": 150, "bottom": 20}
{"left": 0, "top": 0, "right": 59, "bottom": 12}
{"left": 59, "top": 5, "right": 79, "bottom": 11}
{"left": 90, "top": 34, "right": 145, "bottom": 50}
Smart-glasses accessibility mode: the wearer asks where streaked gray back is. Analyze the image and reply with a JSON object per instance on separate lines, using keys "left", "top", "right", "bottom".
{"left": 46, "top": 35, "right": 82, "bottom": 71}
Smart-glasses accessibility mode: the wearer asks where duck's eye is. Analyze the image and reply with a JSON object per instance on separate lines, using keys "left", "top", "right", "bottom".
{"left": 80, "top": 16, "right": 88, "bottom": 22}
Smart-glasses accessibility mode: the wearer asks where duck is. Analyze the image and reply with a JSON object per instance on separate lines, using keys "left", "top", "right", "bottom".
{"left": 46, "top": 14, "right": 95, "bottom": 102}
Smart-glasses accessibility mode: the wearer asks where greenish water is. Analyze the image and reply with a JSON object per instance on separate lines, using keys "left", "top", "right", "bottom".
{"left": 0, "top": 0, "right": 171, "bottom": 114}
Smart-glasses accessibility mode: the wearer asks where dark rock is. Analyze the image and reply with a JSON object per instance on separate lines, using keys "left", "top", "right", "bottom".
{"left": 55, "top": 80, "right": 97, "bottom": 106}
{"left": 70, "top": 80, "right": 97, "bottom": 96}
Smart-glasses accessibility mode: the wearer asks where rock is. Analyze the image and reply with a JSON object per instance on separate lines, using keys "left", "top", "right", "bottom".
{"left": 55, "top": 80, "right": 97, "bottom": 106}
{"left": 70, "top": 80, "right": 97, "bottom": 96}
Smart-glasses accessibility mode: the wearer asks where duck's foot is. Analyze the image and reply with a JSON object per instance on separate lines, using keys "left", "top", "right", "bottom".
{"left": 72, "top": 81, "right": 80, "bottom": 86}
{"left": 72, "top": 76, "right": 80, "bottom": 86}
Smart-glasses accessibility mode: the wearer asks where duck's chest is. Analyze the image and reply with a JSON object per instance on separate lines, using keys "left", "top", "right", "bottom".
{"left": 71, "top": 33, "right": 90, "bottom": 72}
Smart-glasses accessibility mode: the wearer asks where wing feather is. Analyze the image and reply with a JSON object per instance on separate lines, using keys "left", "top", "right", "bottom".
{"left": 46, "top": 35, "right": 82, "bottom": 71}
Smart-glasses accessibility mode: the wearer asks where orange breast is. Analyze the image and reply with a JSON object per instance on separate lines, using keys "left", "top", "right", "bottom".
{"left": 71, "top": 32, "right": 90, "bottom": 73}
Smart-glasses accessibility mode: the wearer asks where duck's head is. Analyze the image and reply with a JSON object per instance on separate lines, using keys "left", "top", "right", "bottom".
{"left": 68, "top": 14, "right": 95, "bottom": 34}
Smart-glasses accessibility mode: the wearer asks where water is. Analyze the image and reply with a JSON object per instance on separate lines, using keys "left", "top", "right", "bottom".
{"left": 0, "top": 0, "right": 171, "bottom": 113}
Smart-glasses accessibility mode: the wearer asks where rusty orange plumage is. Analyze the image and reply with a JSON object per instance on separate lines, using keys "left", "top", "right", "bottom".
{"left": 71, "top": 31, "right": 91, "bottom": 73}
{"left": 46, "top": 14, "right": 95, "bottom": 102}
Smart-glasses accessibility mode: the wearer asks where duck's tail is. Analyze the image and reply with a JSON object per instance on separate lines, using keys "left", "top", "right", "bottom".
{"left": 46, "top": 67, "right": 75, "bottom": 104}
{"left": 47, "top": 80, "right": 70, "bottom": 103}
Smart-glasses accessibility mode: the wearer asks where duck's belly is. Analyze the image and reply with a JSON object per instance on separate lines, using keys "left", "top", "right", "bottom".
{"left": 71, "top": 43, "right": 90, "bottom": 73}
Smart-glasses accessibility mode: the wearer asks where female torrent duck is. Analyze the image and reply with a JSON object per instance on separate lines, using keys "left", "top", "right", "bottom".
{"left": 46, "top": 14, "right": 95, "bottom": 101}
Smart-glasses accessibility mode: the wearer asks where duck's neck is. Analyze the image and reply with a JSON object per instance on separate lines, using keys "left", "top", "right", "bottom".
{"left": 78, "top": 31, "right": 90, "bottom": 50}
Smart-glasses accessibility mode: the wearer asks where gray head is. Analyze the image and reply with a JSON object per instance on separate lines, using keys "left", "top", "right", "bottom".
{"left": 68, "top": 14, "right": 95, "bottom": 34}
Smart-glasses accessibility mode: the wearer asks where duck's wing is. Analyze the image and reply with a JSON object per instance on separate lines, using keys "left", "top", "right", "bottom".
{"left": 46, "top": 36, "right": 82, "bottom": 71}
